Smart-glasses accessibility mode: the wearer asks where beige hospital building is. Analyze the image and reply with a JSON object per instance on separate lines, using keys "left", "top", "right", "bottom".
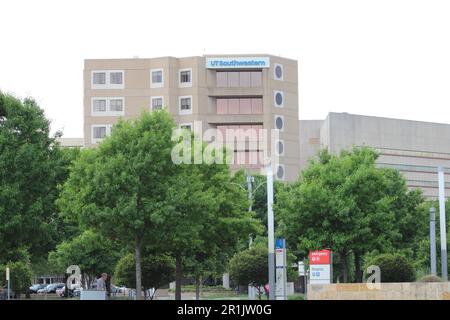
{"left": 73, "top": 54, "right": 450, "bottom": 197}
{"left": 83, "top": 54, "right": 300, "bottom": 181}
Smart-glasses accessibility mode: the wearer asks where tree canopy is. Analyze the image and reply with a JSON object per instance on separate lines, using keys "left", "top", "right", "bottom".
{"left": 276, "top": 147, "right": 424, "bottom": 282}
{"left": 0, "top": 92, "right": 75, "bottom": 264}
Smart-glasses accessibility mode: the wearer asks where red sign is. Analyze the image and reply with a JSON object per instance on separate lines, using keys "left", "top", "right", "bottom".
{"left": 309, "top": 250, "right": 331, "bottom": 265}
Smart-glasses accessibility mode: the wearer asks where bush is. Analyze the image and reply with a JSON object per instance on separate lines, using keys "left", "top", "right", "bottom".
{"left": 0, "top": 260, "right": 33, "bottom": 297}
{"left": 364, "top": 253, "right": 415, "bottom": 282}
{"left": 114, "top": 253, "right": 175, "bottom": 294}
{"left": 229, "top": 245, "right": 268, "bottom": 288}
{"left": 418, "top": 275, "right": 442, "bottom": 282}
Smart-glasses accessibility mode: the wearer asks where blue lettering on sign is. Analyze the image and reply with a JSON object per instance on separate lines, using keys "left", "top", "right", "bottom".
{"left": 206, "top": 57, "right": 270, "bottom": 69}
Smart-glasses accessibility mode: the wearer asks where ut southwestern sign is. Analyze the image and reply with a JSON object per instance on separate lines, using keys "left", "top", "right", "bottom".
{"left": 206, "top": 57, "right": 270, "bottom": 69}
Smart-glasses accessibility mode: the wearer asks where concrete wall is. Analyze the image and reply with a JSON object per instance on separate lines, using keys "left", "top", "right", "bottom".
{"left": 307, "top": 283, "right": 450, "bottom": 300}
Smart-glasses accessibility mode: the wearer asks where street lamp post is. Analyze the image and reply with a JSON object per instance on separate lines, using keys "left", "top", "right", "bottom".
{"left": 266, "top": 164, "right": 275, "bottom": 300}
{"left": 430, "top": 207, "right": 437, "bottom": 276}
{"left": 438, "top": 167, "right": 448, "bottom": 281}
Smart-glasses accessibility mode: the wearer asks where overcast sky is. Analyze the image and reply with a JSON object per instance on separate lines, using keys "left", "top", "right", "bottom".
{"left": 1, "top": 0, "right": 450, "bottom": 137}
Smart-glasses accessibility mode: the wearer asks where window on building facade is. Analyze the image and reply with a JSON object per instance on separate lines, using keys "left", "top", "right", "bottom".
{"left": 179, "top": 96, "right": 192, "bottom": 114}
{"left": 179, "top": 69, "right": 192, "bottom": 86}
{"left": 93, "top": 99, "right": 107, "bottom": 112}
{"left": 151, "top": 97, "right": 164, "bottom": 110}
{"left": 110, "top": 72, "right": 123, "bottom": 85}
{"left": 92, "top": 98, "right": 124, "bottom": 115}
{"left": 151, "top": 69, "right": 163, "bottom": 87}
{"left": 91, "top": 70, "right": 124, "bottom": 88}
{"left": 93, "top": 72, "right": 106, "bottom": 85}
{"left": 91, "top": 125, "right": 113, "bottom": 144}
{"left": 180, "top": 123, "right": 192, "bottom": 131}
{"left": 216, "top": 71, "right": 262, "bottom": 88}
{"left": 109, "top": 98, "right": 123, "bottom": 112}
{"left": 216, "top": 98, "right": 263, "bottom": 115}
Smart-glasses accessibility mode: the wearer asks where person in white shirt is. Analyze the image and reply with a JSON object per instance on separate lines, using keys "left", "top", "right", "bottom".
{"left": 96, "top": 273, "right": 107, "bottom": 291}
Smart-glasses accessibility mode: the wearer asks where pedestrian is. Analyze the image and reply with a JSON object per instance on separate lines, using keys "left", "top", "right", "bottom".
{"left": 96, "top": 273, "right": 107, "bottom": 291}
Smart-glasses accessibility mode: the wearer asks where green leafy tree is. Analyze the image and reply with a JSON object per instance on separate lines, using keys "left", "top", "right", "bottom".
{"left": 364, "top": 253, "right": 416, "bottom": 282}
{"left": 157, "top": 160, "right": 260, "bottom": 300}
{"left": 48, "top": 230, "right": 121, "bottom": 288}
{"left": 0, "top": 93, "right": 73, "bottom": 263}
{"left": 57, "top": 111, "right": 178, "bottom": 299}
{"left": 114, "top": 252, "right": 175, "bottom": 299}
{"left": 0, "top": 259, "right": 33, "bottom": 298}
{"left": 276, "top": 147, "right": 424, "bottom": 282}
{"left": 229, "top": 244, "right": 268, "bottom": 300}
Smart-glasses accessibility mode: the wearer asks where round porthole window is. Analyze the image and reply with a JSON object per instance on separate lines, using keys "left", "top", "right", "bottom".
{"left": 275, "top": 116, "right": 284, "bottom": 130}
{"left": 274, "top": 64, "right": 283, "bottom": 80}
{"left": 275, "top": 91, "right": 283, "bottom": 107}
{"left": 276, "top": 165, "right": 284, "bottom": 179}
{"left": 277, "top": 140, "right": 284, "bottom": 155}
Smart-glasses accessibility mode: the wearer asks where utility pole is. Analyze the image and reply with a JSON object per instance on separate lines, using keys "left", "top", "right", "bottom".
{"left": 430, "top": 207, "right": 437, "bottom": 276}
{"left": 266, "top": 164, "right": 275, "bottom": 300}
{"left": 438, "top": 167, "right": 448, "bottom": 281}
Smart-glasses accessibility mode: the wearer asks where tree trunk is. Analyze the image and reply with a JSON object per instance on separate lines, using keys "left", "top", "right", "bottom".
{"left": 135, "top": 238, "right": 143, "bottom": 300}
{"left": 341, "top": 252, "right": 348, "bottom": 283}
{"left": 195, "top": 275, "right": 202, "bottom": 300}
{"left": 175, "top": 254, "right": 182, "bottom": 300}
{"left": 354, "top": 252, "right": 363, "bottom": 283}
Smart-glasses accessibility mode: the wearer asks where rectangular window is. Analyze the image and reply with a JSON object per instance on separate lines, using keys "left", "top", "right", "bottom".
{"left": 93, "top": 72, "right": 106, "bottom": 85}
{"left": 151, "top": 69, "right": 164, "bottom": 88}
{"left": 91, "top": 70, "right": 124, "bottom": 89}
{"left": 179, "top": 69, "right": 192, "bottom": 87}
{"left": 216, "top": 72, "right": 228, "bottom": 87}
{"left": 93, "top": 99, "right": 107, "bottom": 112}
{"left": 151, "top": 97, "right": 164, "bottom": 110}
{"left": 215, "top": 71, "right": 262, "bottom": 88}
{"left": 91, "top": 97, "right": 124, "bottom": 115}
{"left": 180, "top": 71, "right": 191, "bottom": 83}
{"left": 110, "top": 72, "right": 123, "bottom": 85}
{"left": 251, "top": 72, "right": 262, "bottom": 87}
{"left": 239, "top": 72, "right": 251, "bottom": 87}
{"left": 179, "top": 96, "right": 192, "bottom": 114}
{"left": 93, "top": 126, "right": 107, "bottom": 139}
{"left": 91, "top": 125, "right": 113, "bottom": 144}
{"left": 216, "top": 98, "right": 263, "bottom": 115}
{"left": 180, "top": 123, "right": 192, "bottom": 131}
{"left": 109, "top": 99, "right": 123, "bottom": 112}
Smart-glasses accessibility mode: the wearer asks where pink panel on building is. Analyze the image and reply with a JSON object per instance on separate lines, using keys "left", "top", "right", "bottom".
{"left": 227, "top": 72, "right": 239, "bottom": 87}
{"left": 217, "top": 99, "right": 228, "bottom": 114}
{"left": 216, "top": 72, "right": 228, "bottom": 87}
{"left": 251, "top": 98, "right": 263, "bottom": 114}
{"left": 239, "top": 72, "right": 251, "bottom": 87}
{"left": 251, "top": 72, "right": 262, "bottom": 87}
{"left": 239, "top": 98, "right": 252, "bottom": 114}
{"left": 228, "top": 99, "right": 240, "bottom": 114}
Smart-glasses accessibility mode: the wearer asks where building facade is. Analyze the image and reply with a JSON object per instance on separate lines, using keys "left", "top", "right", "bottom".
{"left": 83, "top": 55, "right": 300, "bottom": 181}
{"left": 300, "top": 112, "right": 450, "bottom": 199}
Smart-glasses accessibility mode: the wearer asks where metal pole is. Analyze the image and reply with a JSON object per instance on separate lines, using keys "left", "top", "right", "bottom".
{"left": 247, "top": 175, "right": 254, "bottom": 249}
{"left": 438, "top": 167, "right": 448, "bottom": 281}
{"left": 6, "top": 267, "right": 10, "bottom": 300}
{"left": 246, "top": 175, "right": 253, "bottom": 212}
{"left": 430, "top": 207, "right": 437, "bottom": 276}
{"left": 267, "top": 164, "right": 275, "bottom": 300}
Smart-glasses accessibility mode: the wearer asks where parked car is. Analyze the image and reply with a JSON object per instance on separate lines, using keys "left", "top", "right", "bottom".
{"left": 29, "top": 284, "right": 46, "bottom": 294}
{"left": 39, "top": 283, "right": 65, "bottom": 294}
